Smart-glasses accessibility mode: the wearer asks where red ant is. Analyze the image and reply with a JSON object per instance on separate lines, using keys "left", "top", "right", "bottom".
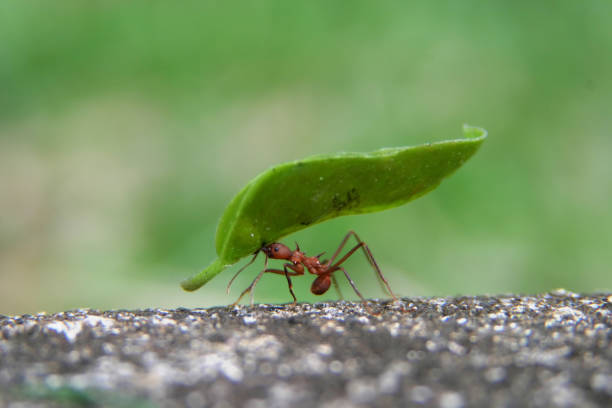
{"left": 227, "top": 231, "right": 399, "bottom": 309}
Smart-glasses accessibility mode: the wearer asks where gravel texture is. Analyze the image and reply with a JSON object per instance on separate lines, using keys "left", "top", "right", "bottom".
{"left": 0, "top": 290, "right": 610, "bottom": 408}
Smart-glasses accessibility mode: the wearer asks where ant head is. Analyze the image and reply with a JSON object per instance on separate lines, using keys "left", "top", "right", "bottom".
{"left": 262, "top": 243, "right": 292, "bottom": 260}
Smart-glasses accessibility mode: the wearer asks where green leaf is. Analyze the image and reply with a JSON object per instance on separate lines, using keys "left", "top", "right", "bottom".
{"left": 181, "top": 125, "right": 487, "bottom": 291}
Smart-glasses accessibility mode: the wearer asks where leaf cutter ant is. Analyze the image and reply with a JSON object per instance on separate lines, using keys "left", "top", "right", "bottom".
{"left": 227, "top": 231, "right": 399, "bottom": 310}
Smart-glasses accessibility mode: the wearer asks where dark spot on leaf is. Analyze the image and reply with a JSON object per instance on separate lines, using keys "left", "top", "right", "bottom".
{"left": 347, "top": 187, "right": 360, "bottom": 207}
{"left": 332, "top": 188, "right": 360, "bottom": 212}
{"left": 297, "top": 213, "right": 312, "bottom": 226}
{"left": 332, "top": 194, "right": 345, "bottom": 211}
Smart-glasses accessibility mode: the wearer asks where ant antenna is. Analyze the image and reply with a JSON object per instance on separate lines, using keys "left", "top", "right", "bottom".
{"left": 226, "top": 250, "right": 261, "bottom": 294}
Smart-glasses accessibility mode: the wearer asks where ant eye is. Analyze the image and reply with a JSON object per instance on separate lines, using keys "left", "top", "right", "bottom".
{"left": 274, "top": 247, "right": 279, "bottom": 252}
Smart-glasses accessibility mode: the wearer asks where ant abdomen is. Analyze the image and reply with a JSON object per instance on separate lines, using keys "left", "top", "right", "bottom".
{"left": 311, "top": 274, "right": 331, "bottom": 295}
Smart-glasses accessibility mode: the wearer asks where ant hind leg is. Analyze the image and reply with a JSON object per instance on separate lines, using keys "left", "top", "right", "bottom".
{"left": 339, "top": 266, "right": 376, "bottom": 314}
{"left": 330, "top": 274, "right": 344, "bottom": 300}
{"left": 330, "top": 231, "right": 399, "bottom": 302}
{"left": 359, "top": 241, "right": 398, "bottom": 302}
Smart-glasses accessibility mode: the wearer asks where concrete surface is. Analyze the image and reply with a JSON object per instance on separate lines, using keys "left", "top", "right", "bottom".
{"left": 0, "top": 290, "right": 610, "bottom": 407}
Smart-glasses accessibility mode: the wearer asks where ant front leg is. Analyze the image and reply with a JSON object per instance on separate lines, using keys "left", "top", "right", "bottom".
{"left": 328, "top": 231, "right": 398, "bottom": 302}
{"left": 226, "top": 250, "right": 260, "bottom": 295}
{"left": 231, "top": 255, "right": 269, "bottom": 307}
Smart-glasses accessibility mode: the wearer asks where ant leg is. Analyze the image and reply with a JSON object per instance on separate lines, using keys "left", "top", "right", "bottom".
{"left": 331, "top": 274, "right": 344, "bottom": 300}
{"left": 283, "top": 265, "right": 297, "bottom": 305}
{"left": 226, "top": 250, "right": 261, "bottom": 294}
{"left": 330, "top": 231, "right": 398, "bottom": 302}
{"left": 357, "top": 241, "right": 398, "bottom": 302}
{"left": 231, "top": 256, "right": 268, "bottom": 307}
{"left": 326, "top": 231, "right": 355, "bottom": 266}
{"left": 231, "top": 270, "right": 264, "bottom": 307}
{"left": 262, "top": 264, "right": 302, "bottom": 305}
{"left": 339, "top": 266, "right": 375, "bottom": 314}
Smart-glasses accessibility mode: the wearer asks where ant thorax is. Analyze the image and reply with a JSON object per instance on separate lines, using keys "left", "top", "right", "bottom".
{"left": 289, "top": 252, "right": 304, "bottom": 265}
{"left": 302, "top": 256, "right": 324, "bottom": 274}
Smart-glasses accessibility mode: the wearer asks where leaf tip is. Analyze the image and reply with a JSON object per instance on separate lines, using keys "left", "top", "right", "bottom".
{"left": 462, "top": 124, "right": 488, "bottom": 141}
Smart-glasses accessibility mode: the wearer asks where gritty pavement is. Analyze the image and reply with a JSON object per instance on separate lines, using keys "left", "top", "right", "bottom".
{"left": 0, "top": 290, "right": 610, "bottom": 408}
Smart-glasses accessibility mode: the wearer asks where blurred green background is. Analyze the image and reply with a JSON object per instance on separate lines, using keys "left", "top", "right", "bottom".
{"left": 1, "top": 1, "right": 610, "bottom": 315}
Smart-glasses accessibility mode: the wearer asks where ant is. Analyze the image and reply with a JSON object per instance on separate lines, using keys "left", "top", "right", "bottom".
{"left": 227, "top": 231, "right": 399, "bottom": 310}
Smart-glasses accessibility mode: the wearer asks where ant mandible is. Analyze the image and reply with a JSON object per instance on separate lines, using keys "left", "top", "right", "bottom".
{"left": 227, "top": 230, "right": 399, "bottom": 308}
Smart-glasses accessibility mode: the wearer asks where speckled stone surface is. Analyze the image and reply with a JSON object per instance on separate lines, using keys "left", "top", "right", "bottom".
{"left": 0, "top": 291, "right": 610, "bottom": 408}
